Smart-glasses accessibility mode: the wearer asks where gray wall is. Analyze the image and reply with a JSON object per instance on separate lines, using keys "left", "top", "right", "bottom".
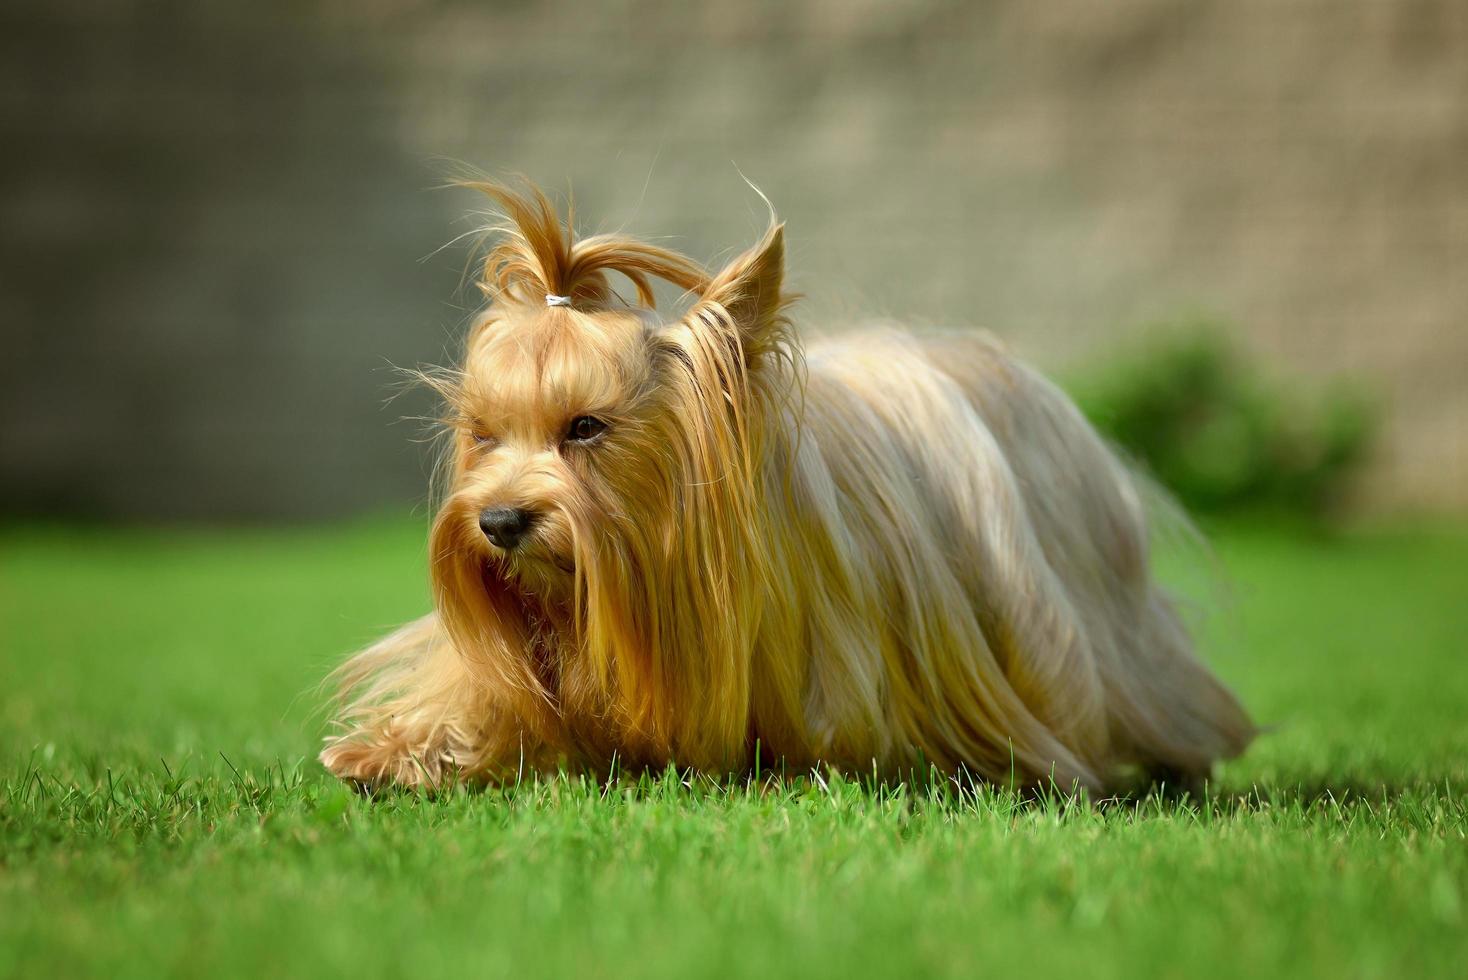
{"left": 4, "top": 0, "right": 1465, "bottom": 519}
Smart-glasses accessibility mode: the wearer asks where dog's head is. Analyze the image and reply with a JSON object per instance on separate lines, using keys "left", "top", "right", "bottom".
{"left": 425, "top": 180, "right": 791, "bottom": 749}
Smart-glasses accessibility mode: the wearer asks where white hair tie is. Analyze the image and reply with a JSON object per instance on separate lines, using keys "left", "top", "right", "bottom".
{"left": 545, "top": 293, "right": 572, "bottom": 308}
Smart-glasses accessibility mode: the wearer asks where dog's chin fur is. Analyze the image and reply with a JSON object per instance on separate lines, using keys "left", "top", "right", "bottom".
{"left": 319, "top": 179, "right": 1255, "bottom": 794}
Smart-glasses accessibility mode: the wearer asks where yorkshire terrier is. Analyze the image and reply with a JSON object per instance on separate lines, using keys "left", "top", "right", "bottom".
{"left": 320, "top": 180, "right": 1254, "bottom": 793}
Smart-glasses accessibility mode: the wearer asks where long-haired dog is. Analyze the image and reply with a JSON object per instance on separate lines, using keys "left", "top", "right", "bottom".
{"left": 320, "top": 180, "right": 1254, "bottom": 793}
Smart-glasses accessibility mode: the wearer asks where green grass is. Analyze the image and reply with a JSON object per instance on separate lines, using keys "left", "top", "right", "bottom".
{"left": 2, "top": 518, "right": 1466, "bottom": 979}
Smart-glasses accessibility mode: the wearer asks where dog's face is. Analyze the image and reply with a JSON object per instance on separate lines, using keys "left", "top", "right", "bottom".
{"left": 435, "top": 305, "right": 664, "bottom": 599}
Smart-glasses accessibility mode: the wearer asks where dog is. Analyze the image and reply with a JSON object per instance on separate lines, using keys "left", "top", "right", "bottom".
{"left": 320, "top": 180, "right": 1254, "bottom": 793}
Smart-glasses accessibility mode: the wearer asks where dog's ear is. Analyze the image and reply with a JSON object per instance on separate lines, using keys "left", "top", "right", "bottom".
{"left": 701, "top": 224, "right": 787, "bottom": 363}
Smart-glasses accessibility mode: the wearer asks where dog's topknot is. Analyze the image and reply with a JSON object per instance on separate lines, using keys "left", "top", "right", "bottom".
{"left": 462, "top": 178, "right": 712, "bottom": 311}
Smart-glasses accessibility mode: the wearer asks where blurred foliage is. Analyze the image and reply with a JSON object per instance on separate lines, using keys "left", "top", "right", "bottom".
{"left": 1071, "top": 328, "right": 1375, "bottom": 518}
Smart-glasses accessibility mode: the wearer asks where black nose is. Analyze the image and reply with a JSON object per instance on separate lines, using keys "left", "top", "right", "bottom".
{"left": 478, "top": 507, "right": 534, "bottom": 550}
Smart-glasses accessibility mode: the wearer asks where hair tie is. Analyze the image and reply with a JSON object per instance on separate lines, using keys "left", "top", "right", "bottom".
{"left": 545, "top": 293, "right": 572, "bottom": 308}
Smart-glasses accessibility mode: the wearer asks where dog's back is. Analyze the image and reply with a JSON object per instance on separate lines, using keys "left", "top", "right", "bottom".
{"left": 754, "top": 328, "right": 1254, "bottom": 789}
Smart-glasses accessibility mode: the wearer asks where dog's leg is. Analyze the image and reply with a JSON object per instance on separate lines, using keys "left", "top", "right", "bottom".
{"left": 319, "top": 614, "right": 517, "bottom": 790}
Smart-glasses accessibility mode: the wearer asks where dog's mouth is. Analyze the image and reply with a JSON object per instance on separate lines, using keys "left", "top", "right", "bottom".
{"left": 491, "top": 550, "right": 576, "bottom": 591}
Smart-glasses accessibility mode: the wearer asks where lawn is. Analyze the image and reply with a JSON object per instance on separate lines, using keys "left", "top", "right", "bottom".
{"left": 2, "top": 518, "right": 1465, "bottom": 979}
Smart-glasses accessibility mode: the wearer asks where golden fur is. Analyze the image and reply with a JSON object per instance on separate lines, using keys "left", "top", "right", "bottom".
{"left": 320, "top": 180, "right": 1254, "bottom": 793}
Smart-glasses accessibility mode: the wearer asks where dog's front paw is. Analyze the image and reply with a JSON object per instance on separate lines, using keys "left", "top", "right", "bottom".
{"left": 319, "top": 731, "right": 455, "bottom": 793}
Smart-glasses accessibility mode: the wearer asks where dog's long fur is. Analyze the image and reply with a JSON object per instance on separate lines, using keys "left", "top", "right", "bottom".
{"left": 320, "top": 180, "right": 1254, "bottom": 793}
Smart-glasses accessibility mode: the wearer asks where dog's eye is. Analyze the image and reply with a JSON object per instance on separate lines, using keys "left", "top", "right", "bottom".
{"left": 470, "top": 431, "right": 497, "bottom": 448}
{"left": 565, "top": 415, "right": 608, "bottom": 443}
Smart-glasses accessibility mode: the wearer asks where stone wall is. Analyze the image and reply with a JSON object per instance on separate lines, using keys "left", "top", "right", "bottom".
{"left": 3, "top": 0, "right": 1464, "bottom": 518}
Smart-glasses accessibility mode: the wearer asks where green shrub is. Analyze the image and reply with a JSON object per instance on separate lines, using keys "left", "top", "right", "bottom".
{"left": 1069, "top": 329, "right": 1374, "bottom": 517}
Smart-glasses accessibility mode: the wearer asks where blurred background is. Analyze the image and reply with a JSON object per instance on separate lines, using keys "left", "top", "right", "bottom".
{"left": 2, "top": 0, "right": 1465, "bottom": 522}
